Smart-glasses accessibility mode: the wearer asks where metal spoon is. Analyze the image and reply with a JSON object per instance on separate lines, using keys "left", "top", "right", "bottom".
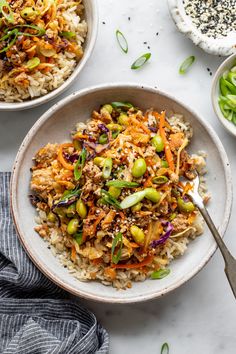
{"left": 181, "top": 174, "right": 236, "bottom": 299}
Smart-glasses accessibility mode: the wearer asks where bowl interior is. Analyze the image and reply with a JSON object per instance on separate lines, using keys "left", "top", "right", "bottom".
{"left": 212, "top": 55, "right": 236, "bottom": 137}
{"left": 0, "top": 0, "right": 98, "bottom": 111}
{"left": 11, "top": 85, "right": 232, "bottom": 303}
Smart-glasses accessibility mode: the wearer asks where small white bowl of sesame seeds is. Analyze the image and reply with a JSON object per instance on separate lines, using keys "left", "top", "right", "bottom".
{"left": 168, "top": 0, "right": 236, "bottom": 56}
{"left": 211, "top": 54, "right": 236, "bottom": 137}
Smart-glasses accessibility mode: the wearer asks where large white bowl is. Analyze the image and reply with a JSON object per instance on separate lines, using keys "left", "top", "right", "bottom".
{"left": 11, "top": 84, "right": 232, "bottom": 303}
{"left": 0, "top": 0, "right": 98, "bottom": 111}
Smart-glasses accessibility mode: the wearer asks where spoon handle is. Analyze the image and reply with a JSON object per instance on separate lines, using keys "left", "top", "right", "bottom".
{"left": 197, "top": 202, "right": 236, "bottom": 299}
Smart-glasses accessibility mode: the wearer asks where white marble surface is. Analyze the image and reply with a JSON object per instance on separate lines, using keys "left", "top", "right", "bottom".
{"left": 0, "top": 1, "right": 236, "bottom": 353}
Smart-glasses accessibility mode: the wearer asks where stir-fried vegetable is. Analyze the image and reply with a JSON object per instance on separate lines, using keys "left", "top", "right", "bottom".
{"left": 74, "top": 148, "right": 87, "bottom": 181}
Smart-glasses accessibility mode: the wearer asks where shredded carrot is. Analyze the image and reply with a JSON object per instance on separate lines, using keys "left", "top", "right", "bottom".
{"left": 57, "top": 143, "right": 74, "bottom": 170}
{"left": 119, "top": 211, "right": 125, "bottom": 220}
{"left": 82, "top": 210, "right": 106, "bottom": 242}
{"left": 73, "top": 132, "right": 90, "bottom": 140}
{"left": 130, "top": 117, "right": 151, "bottom": 135}
{"left": 71, "top": 245, "right": 77, "bottom": 262}
{"left": 101, "top": 210, "right": 116, "bottom": 227}
{"left": 154, "top": 111, "right": 175, "bottom": 171}
{"left": 104, "top": 267, "right": 117, "bottom": 280}
{"left": 91, "top": 258, "right": 103, "bottom": 265}
{"left": 129, "top": 242, "right": 141, "bottom": 248}
{"left": 111, "top": 255, "right": 154, "bottom": 269}
{"left": 143, "top": 175, "right": 153, "bottom": 187}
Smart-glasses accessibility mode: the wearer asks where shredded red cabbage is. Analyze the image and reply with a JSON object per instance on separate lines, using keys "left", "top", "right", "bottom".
{"left": 148, "top": 125, "right": 157, "bottom": 132}
{"left": 84, "top": 141, "right": 110, "bottom": 154}
{"left": 150, "top": 222, "right": 173, "bottom": 248}
{"left": 98, "top": 123, "right": 109, "bottom": 133}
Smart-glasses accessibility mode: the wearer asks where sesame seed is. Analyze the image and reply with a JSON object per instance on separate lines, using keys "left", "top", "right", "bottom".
{"left": 184, "top": 0, "right": 236, "bottom": 38}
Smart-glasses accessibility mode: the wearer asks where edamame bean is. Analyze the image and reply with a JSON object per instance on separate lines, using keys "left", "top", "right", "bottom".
{"left": 98, "top": 134, "right": 108, "bottom": 145}
{"left": 145, "top": 188, "right": 161, "bottom": 203}
{"left": 161, "top": 160, "right": 169, "bottom": 168}
{"left": 151, "top": 135, "right": 164, "bottom": 152}
{"left": 73, "top": 140, "right": 82, "bottom": 151}
{"left": 47, "top": 211, "right": 56, "bottom": 223}
{"left": 106, "top": 123, "right": 122, "bottom": 131}
{"left": 94, "top": 157, "right": 105, "bottom": 167}
{"left": 76, "top": 199, "right": 87, "bottom": 219}
{"left": 101, "top": 104, "right": 113, "bottom": 114}
{"left": 177, "top": 198, "right": 195, "bottom": 213}
{"left": 108, "top": 186, "right": 121, "bottom": 198}
{"left": 132, "top": 158, "right": 147, "bottom": 178}
{"left": 131, "top": 202, "right": 142, "bottom": 212}
{"left": 102, "top": 158, "right": 113, "bottom": 179}
{"left": 67, "top": 218, "right": 79, "bottom": 235}
{"left": 130, "top": 225, "right": 145, "bottom": 245}
{"left": 118, "top": 113, "right": 129, "bottom": 125}
{"left": 66, "top": 203, "right": 76, "bottom": 218}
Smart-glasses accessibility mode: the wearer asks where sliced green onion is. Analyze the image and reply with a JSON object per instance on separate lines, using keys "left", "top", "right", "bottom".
{"left": 111, "top": 101, "right": 134, "bottom": 111}
{"left": 53, "top": 185, "right": 81, "bottom": 208}
{"left": 160, "top": 342, "right": 169, "bottom": 354}
{"left": 116, "top": 29, "right": 128, "bottom": 54}
{"left": 0, "top": 28, "right": 18, "bottom": 53}
{"left": 131, "top": 52, "right": 151, "bottom": 70}
{"left": 74, "top": 148, "right": 87, "bottom": 181}
{"left": 74, "top": 232, "right": 83, "bottom": 246}
{"left": 60, "top": 31, "right": 76, "bottom": 39}
{"left": 0, "top": 1, "right": 14, "bottom": 23}
{"left": 106, "top": 180, "right": 139, "bottom": 188}
{"left": 26, "top": 57, "right": 40, "bottom": 70}
{"left": 111, "top": 232, "right": 123, "bottom": 264}
{"left": 120, "top": 190, "right": 146, "bottom": 209}
{"left": 101, "top": 189, "right": 121, "bottom": 210}
{"left": 151, "top": 268, "right": 170, "bottom": 279}
{"left": 15, "top": 24, "right": 46, "bottom": 37}
{"left": 112, "top": 130, "right": 120, "bottom": 139}
{"left": 102, "top": 158, "right": 113, "bottom": 179}
{"left": 98, "top": 133, "right": 108, "bottom": 145}
{"left": 152, "top": 176, "right": 169, "bottom": 185}
{"left": 179, "top": 55, "right": 195, "bottom": 74}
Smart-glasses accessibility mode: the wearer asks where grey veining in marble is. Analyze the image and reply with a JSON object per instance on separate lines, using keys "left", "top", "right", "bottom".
{"left": 0, "top": 1, "right": 236, "bottom": 353}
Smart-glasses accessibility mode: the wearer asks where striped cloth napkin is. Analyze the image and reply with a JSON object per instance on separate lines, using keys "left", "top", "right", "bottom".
{"left": 0, "top": 172, "right": 109, "bottom": 354}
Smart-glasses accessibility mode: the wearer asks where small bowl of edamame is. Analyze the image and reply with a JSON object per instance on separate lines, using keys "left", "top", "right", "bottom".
{"left": 212, "top": 53, "right": 236, "bottom": 137}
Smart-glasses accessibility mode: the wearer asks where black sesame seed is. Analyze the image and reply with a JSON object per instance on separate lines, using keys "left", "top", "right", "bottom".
{"left": 156, "top": 32, "right": 159, "bottom": 36}
{"left": 102, "top": 21, "right": 106, "bottom": 24}
{"left": 128, "top": 17, "right": 131, "bottom": 21}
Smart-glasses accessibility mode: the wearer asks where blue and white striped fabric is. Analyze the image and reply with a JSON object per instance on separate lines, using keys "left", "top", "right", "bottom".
{"left": 0, "top": 172, "right": 109, "bottom": 354}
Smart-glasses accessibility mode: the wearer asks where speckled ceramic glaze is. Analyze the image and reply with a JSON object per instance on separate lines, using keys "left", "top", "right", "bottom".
{"left": 212, "top": 54, "right": 236, "bottom": 137}
{"left": 168, "top": 0, "right": 236, "bottom": 56}
{"left": 11, "top": 84, "right": 232, "bottom": 303}
{"left": 0, "top": 0, "right": 98, "bottom": 111}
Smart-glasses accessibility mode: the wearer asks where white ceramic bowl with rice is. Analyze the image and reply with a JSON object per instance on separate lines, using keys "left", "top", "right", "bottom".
{"left": 11, "top": 84, "right": 232, "bottom": 303}
{"left": 0, "top": 0, "right": 98, "bottom": 111}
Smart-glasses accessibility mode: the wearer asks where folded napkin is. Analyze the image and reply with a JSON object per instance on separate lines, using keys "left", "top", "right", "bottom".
{"left": 0, "top": 172, "right": 109, "bottom": 354}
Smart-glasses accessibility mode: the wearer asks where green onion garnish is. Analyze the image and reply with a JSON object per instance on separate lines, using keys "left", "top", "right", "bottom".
{"left": 106, "top": 180, "right": 139, "bottom": 188}
{"left": 0, "top": 29, "right": 18, "bottom": 53}
{"left": 152, "top": 176, "right": 169, "bottom": 185}
{"left": 0, "top": 1, "right": 14, "bottom": 23}
{"left": 74, "top": 232, "right": 83, "bottom": 246}
{"left": 120, "top": 190, "right": 146, "bottom": 209}
{"left": 131, "top": 53, "right": 151, "bottom": 70}
{"left": 111, "top": 232, "right": 123, "bottom": 264}
{"left": 111, "top": 102, "right": 133, "bottom": 111}
{"left": 14, "top": 24, "right": 46, "bottom": 37}
{"left": 160, "top": 342, "right": 169, "bottom": 354}
{"left": 116, "top": 29, "right": 128, "bottom": 54}
{"left": 102, "top": 158, "right": 113, "bottom": 179}
{"left": 26, "top": 57, "right": 40, "bottom": 70}
{"left": 101, "top": 190, "right": 122, "bottom": 210}
{"left": 74, "top": 148, "right": 87, "bottom": 181}
{"left": 151, "top": 268, "right": 170, "bottom": 279}
{"left": 53, "top": 185, "right": 81, "bottom": 209}
{"left": 60, "top": 31, "right": 76, "bottom": 39}
{"left": 179, "top": 56, "right": 195, "bottom": 74}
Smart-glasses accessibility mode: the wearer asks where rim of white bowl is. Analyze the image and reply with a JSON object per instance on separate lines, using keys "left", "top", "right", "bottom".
{"left": 211, "top": 54, "right": 236, "bottom": 137}
{"left": 11, "top": 83, "right": 233, "bottom": 303}
{"left": 168, "top": 0, "right": 236, "bottom": 56}
{"left": 0, "top": 0, "right": 98, "bottom": 111}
